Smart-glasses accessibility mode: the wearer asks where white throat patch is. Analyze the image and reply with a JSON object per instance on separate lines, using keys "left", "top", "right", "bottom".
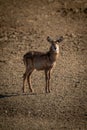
{"left": 52, "top": 45, "right": 59, "bottom": 53}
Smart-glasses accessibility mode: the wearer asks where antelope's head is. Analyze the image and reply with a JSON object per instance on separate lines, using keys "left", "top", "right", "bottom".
{"left": 47, "top": 36, "right": 63, "bottom": 53}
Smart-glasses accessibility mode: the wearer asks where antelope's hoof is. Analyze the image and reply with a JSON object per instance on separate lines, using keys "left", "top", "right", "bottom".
{"left": 30, "top": 89, "right": 34, "bottom": 93}
{"left": 22, "top": 89, "right": 25, "bottom": 93}
{"left": 48, "top": 90, "right": 50, "bottom": 93}
{"left": 45, "top": 90, "right": 50, "bottom": 93}
{"left": 23, "top": 91, "right": 25, "bottom": 93}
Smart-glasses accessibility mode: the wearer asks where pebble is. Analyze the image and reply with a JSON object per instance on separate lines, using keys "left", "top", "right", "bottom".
{"left": 48, "top": 0, "right": 54, "bottom": 3}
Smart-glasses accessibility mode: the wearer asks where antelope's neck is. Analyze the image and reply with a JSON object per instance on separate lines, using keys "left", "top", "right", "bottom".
{"left": 49, "top": 50, "right": 59, "bottom": 63}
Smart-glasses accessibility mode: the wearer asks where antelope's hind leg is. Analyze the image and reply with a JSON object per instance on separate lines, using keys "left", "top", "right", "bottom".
{"left": 27, "top": 71, "right": 33, "bottom": 93}
{"left": 23, "top": 72, "right": 27, "bottom": 93}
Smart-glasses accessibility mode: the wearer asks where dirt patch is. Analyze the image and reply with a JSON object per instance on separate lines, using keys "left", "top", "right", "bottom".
{"left": 0, "top": 0, "right": 87, "bottom": 130}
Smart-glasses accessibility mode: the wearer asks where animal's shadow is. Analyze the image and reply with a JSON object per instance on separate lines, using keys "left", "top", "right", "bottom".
{"left": 0, "top": 92, "right": 37, "bottom": 99}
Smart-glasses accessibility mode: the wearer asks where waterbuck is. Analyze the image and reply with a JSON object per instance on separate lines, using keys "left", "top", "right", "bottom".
{"left": 23, "top": 36, "right": 63, "bottom": 93}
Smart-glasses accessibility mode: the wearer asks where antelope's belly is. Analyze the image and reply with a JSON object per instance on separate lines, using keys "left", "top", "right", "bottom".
{"left": 34, "top": 58, "right": 55, "bottom": 70}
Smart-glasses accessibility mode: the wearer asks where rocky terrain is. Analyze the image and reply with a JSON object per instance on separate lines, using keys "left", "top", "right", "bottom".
{"left": 0, "top": 0, "right": 87, "bottom": 130}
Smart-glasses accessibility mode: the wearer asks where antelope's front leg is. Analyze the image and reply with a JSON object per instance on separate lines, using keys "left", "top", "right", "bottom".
{"left": 45, "top": 70, "right": 50, "bottom": 93}
{"left": 48, "top": 70, "right": 51, "bottom": 93}
{"left": 45, "top": 70, "right": 48, "bottom": 93}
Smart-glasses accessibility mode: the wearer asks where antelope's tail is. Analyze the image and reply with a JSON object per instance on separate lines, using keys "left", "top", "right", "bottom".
{"left": 23, "top": 56, "right": 27, "bottom": 66}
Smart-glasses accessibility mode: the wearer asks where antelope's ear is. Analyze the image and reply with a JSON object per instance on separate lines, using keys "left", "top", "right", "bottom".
{"left": 56, "top": 36, "right": 64, "bottom": 43}
{"left": 47, "top": 36, "right": 53, "bottom": 44}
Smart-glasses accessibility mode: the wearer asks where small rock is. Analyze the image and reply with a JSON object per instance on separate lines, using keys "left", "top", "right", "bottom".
{"left": 68, "top": 33, "right": 76, "bottom": 38}
{"left": 84, "top": 8, "right": 87, "bottom": 14}
{"left": 4, "top": 36, "right": 8, "bottom": 41}
{"left": 5, "top": 110, "right": 8, "bottom": 114}
{"left": 74, "top": 8, "right": 79, "bottom": 13}
{"left": 48, "top": 0, "right": 54, "bottom": 3}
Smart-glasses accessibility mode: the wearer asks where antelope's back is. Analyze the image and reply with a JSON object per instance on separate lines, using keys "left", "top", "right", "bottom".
{"left": 23, "top": 51, "right": 52, "bottom": 70}
{"left": 23, "top": 51, "right": 46, "bottom": 68}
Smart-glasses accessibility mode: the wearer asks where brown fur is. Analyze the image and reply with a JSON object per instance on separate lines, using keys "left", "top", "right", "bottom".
{"left": 22, "top": 36, "right": 63, "bottom": 93}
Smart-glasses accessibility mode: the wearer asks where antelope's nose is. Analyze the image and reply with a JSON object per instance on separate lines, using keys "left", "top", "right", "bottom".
{"left": 54, "top": 47, "right": 56, "bottom": 50}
